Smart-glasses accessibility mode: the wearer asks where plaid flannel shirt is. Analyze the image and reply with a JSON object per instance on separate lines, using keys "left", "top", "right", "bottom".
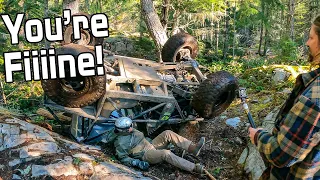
{"left": 254, "top": 68, "right": 320, "bottom": 180}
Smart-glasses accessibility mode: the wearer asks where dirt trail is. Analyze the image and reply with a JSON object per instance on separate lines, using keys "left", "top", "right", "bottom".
{"left": 139, "top": 115, "right": 249, "bottom": 180}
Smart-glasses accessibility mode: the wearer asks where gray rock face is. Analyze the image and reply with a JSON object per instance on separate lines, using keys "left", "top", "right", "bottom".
{"left": 32, "top": 156, "right": 78, "bottom": 177}
{"left": 19, "top": 142, "right": 60, "bottom": 158}
{"left": 94, "top": 162, "right": 122, "bottom": 174}
{"left": 0, "top": 118, "right": 150, "bottom": 179}
{"left": 238, "top": 107, "right": 280, "bottom": 180}
{"left": 225, "top": 117, "right": 241, "bottom": 128}
{"left": 79, "top": 162, "right": 94, "bottom": 175}
{"left": 73, "top": 153, "right": 95, "bottom": 161}
{"left": 238, "top": 143, "right": 266, "bottom": 180}
{"left": 0, "top": 118, "right": 55, "bottom": 151}
{"left": 90, "top": 174, "right": 146, "bottom": 180}
{"left": 12, "top": 174, "right": 22, "bottom": 179}
{"left": 9, "top": 159, "right": 22, "bottom": 167}
{"left": 272, "top": 68, "right": 290, "bottom": 83}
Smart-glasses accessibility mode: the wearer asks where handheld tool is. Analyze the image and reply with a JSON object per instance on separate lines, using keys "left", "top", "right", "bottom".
{"left": 238, "top": 87, "right": 256, "bottom": 128}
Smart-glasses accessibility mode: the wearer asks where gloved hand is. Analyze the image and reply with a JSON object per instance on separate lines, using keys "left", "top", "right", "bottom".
{"left": 132, "top": 159, "right": 149, "bottom": 170}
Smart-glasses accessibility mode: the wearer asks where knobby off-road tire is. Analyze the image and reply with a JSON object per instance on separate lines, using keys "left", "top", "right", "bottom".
{"left": 62, "top": 13, "right": 104, "bottom": 46}
{"left": 191, "top": 71, "right": 238, "bottom": 119}
{"left": 161, "top": 32, "right": 198, "bottom": 62}
{"left": 41, "top": 44, "right": 106, "bottom": 108}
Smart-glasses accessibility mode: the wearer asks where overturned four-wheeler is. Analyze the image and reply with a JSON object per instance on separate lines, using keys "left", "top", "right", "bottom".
{"left": 41, "top": 16, "right": 238, "bottom": 143}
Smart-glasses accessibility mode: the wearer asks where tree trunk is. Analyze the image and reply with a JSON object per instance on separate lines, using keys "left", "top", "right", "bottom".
{"left": 85, "top": 0, "right": 89, "bottom": 12}
{"left": 280, "top": 7, "right": 284, "bottom": 40}
{"left": 0, "top": 81, "right": 7, "bottom": 105}
{"left": 232, "top": 1, "right": 236, "bottom": 59}
{"left": 263, "top": 25, "right": 269, "bottom": 56}
{"left": 44, "top": 0, "right": 50, "bottom": 49}
{"left": 258, "top": 0, "right": 265, "bottom": 56}
{"left": 171, "top": 9, "right": 180, "bottom": 36}
{"left": 141, "top": 0, "right": 168, "bottom": 62}
{"left": 63, "top": 0, "right": 80, "bottom": 15}
{"left": 210, "top": 3, "right": 214, "bottom": 47}
{"left": 215, "top": 21, "right": 219, "bottom": 53}
{"left": 223, "top": 1, "right": 230, "bottom": 60}
{"left": 161, "top": 0, "right": 170, "bottom": 31}
{"left": 309, "top": 1, "right": 314, "bottom": 23}
{"left": 99, "top": 0, "right": 103, "bottom": 13}
{"left": 258, "top": 23, "right": 264, "bottom": 56}
{"left": 263, "top": 4, "right": 270, "bottom": 56}
{"left": 18, "top": 0, "right": 25, "bottom": 50}
{"left": 289, "top": 0, "right": 295, "bottom": 41}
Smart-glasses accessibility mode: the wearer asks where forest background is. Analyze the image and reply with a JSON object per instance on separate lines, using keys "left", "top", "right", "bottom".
{"left": 0, "top": 0, "right": 319, "bottom": 124}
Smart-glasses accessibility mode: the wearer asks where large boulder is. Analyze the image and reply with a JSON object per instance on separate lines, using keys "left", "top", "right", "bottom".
{"left": 237, "top": 107, "right": 279, "bottom": 180}
{"left": 0, "top": 118, "right": 150, "bottom": 180}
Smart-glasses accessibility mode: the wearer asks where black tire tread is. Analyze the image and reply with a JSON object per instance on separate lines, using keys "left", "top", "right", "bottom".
{"left": 41, "top": 44, "right": 106, "bottom": 108}
{"left": 62, "top": 13, "right": 104, "bottom": 46}
{"left": 161, "top": 33, "right": 198, "bottom": 62}
{"left": 191, "top": 71, "right": 238, "bottom": 119}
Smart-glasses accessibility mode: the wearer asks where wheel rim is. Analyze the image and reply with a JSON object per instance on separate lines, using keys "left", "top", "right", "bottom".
{"left": 72, "top": 30, "right": 91, "bottom": 45}
{"left": 214, "top": 91, "right": 229, "bottom": 108}
{"left": 174, "top": 46, "right": 192, "bottom": 62}
{"left": 60, "top": 76, "right": 90, "bottom": 95}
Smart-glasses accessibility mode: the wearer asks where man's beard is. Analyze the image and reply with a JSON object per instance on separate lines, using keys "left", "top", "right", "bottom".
{"left": 308, "top": 52, "right": 313, "bottom": 63}
{"left": 308, "top": 50, "right": 320, "bottom": 65}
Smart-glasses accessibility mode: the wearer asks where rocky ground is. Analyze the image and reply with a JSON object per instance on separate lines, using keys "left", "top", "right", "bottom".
{"left": 0, "top": 96, "right": 283, "bottom": 180}
{"left": 146, "top": 118, "right": 249, "bottom": 180}
{"left": 135, "top": 86, "right": 289, "bottom": 180}
{"left": 0, "top": 110, "right": 263, "bottom": 180}
{"left": 98, "top": 114, "right": 249, "bottom": 180}
{"left": 0, "top": 118, "right": 150, "bottom": 180}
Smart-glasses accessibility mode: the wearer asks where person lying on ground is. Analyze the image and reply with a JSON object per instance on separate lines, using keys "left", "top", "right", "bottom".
{"left": 103, "top": 117, "right": 206, "bottom": 174}
{"left": 248, "top": 15, "right": 320, "bottom": 180}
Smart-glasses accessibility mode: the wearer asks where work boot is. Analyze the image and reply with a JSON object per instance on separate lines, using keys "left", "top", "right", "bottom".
{"left": 188, "top": 137, "right": 205, "bottom": 156}
{"left": 193, "top": 163, "right": 204, "bottom": 174}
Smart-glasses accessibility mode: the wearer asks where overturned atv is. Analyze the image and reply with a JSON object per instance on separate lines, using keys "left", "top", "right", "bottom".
{"left": 41, "top": 30, "right": 238, "bottom": 142}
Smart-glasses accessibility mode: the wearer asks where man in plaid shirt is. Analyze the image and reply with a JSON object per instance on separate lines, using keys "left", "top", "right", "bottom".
{"left": 249, "top": 15, "right": 320, "bottom": 180}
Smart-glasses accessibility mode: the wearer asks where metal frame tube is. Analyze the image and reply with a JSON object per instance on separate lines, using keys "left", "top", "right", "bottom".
{"left": 132, "top": 103, "right": 166, "bottom": 119}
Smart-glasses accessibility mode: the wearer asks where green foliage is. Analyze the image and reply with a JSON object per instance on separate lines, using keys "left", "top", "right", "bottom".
{"left": 33, "top": 115, "right": 45, "bottom": 123}
{"left": 213, "top": 167, "right": 221, "bottom": 176}
{"left": 73, "top": 157, "right": 82, "bottom": 166}
{"left": 0, "top": 0, "right": 4, "bottom": 13}
{"left": 172, "top": 0, "right": 225, "bottom": 12}
{"left": 197, "top": 41, "right": 222, "bottom": 64}
{"left": 0, "top": 0, "right": 313, "bottom": 123}
{"left": 274, "top": 36, "right": 299, "bottom": 63}
{"left": 237, "top": 0, "right": 260, "bottom": 27}
{"left": 102, "top": 0, "right": 140, "bottom": 33}
{"left": 0, "top": 56, "right": 3, "bottom": 73}
{"left": 127, "top": 36, "right": 157, "bottom": 61}
{"left": 16, "top": 165, "right": 31, "bottom": 175}
{"left": 3, "top": 81, "right": 43, "bottom": 113}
